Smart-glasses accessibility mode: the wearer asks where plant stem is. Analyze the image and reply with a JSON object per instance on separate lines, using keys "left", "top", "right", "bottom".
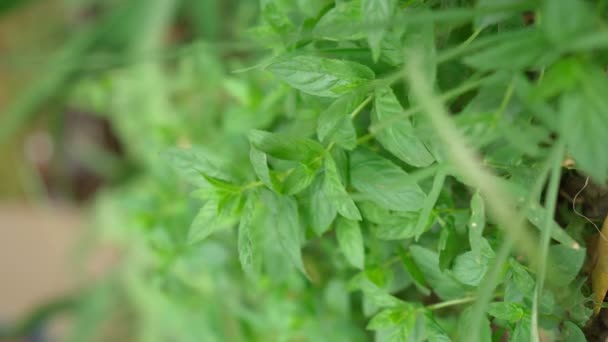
{"left": 531, "top": 141, "right": 565, "bottom": 342}
{"left": 427, "top": 296, "right": 477, "bottom": 311}
{"left": 406, "top": 51, "right": 540, "bottom": 266}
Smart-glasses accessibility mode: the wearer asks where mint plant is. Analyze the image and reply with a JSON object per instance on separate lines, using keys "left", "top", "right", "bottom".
{"left": 49, "top": 0, "right": 608, "bottom": 340}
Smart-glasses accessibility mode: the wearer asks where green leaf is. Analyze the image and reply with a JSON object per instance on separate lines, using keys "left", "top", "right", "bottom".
{"left": 248, "top": 129, "right": 324, "bottom": 161}
{"left": 317, "top": 92, "right": 366, "bottom": 149}
{"left": 487, "top": 302, "right": 525, "bottom": 322}
{"left": 468, "top": 191, "right": 486, "bottom": 257}
{"left": 313, "top": 1, "right": 365, "bottom": 41}
{"left": 266, "top": 56, "right": 374, "bottom": 97}
{"left": 336, "top": 217, "right": 365, "bottom": 269}
{"left": 238, "top": 193, "right": 260, "bottom": 276}
{"left": 264, "top": 191, "right": 308, "bottom": 277}
{"left": 350, "top": 148, "right": 426, "bottom": 212}
{"left": 163, "top": 146, "right": 236, "bottom": 187}
{"left": 438, "top": 223, "right": 468, "bottom": 271}
{"left": 350, "top": 271, "right": 403, "bottom": 308}
{"left": 400, "top": 251, "right": 432, "bottom": 296}
{"left": 282, "top": 162, "right": 319, "bottom": 195}
{"left": 541, "top": 0, "right": 591, "bottom": 43}
{"left": 559, "top": 73, "right": 608, "bottom": 182}
{"left": 530, "top": 58, "right": 583, "bottom": 100}
{"left": 362, "top": 0, "right": 395, "bottom": 61}
{"left": 410, "top": 245, "right": 469, "bottom": 300}
{"left": 526, "top": 203, "right": 579, "bottom": 247}
{"left": 372, "top": 219, "right": 418, "bottom": 240}
{"left": 452, "top": 250, "right": 491, "bottom": 286}
{"left": 249, "top": 147, "right": 276, "bottom": 190}
{"left": 474, "top": 0, "right": 517, "bottom": 29}
{"left": 379, "top": 28, "right": 406, "bottom": 66}
{"left": 508, "top": 259, "right": 535, "bottom": 298}
{"left": 324, "top": 155, "right": 361, "bottom": 221}
{"left": 188, "top": 198, "right": 233, "bottom": 244}
{"left": 261, "top": 2, "right": 294, "bottom": 36}
{"left": 547, "top": 244, "right": 586, "bottom": 287}
{"left": 511, "top": 319, "right": 531, "bottom": 342}
{"left": 367, "top": 305, "right": 417, "bottom": 331}
{"left": 413, "top": 169, "right": 445, "bottom": 239}
{"left": 304, "top": 173, "right": 338, "bottom": 235}
{"left": 463, "top": 29, "right": 550, "bottom": 71}
{"left": 562, "top": 321, "right": 586, "bottom": 342}
{"left": 373, "top": 86, "right": 434, "bottom": 167}
{"left": 424, "top": 312, "right": 451, "bottom": 342}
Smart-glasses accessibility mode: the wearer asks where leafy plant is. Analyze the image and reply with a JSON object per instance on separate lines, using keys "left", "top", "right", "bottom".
{"left": 13, "top": 0, "right": 608, "bottom": 341}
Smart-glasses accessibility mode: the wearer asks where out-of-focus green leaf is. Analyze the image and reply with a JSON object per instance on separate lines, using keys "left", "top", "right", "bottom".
{"left": 238, "top": 192, "right": 260, "bottom": 276}
{"left": 314, "top": 1, "right": 364, "bottom": 41}
{"left": 373, "top": 86, "right": 434, "bottom": 167}
{"left": 265, "top": 191, "right": 308, "bottom": 277}
{"left": 410, "top": 246, "right": 469, "bottom": 300}
{"left": 362, "top": 0, "right": 396, "bottom": 61}
{"left": 325, "top": 155, "right": 361, "bottom": 221}
{"left": 487, "top": 302, "right": 526, "bottom": 322}
{"left": 317, "top": 92, "right": 366, "bottom": 149}
{"left": 248, "top": 129, "right": 324, "bottom": 161}
{"left": 336, "top": 217, "right": 365, "bottom": 269}
{"left": 350, "top": 148, "right": 426, "bottom": 212}
{"left": 267, "top": 56, "right": 374, "bottom": 97}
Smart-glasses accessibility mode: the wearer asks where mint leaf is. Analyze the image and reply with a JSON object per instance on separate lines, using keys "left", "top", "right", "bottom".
{"left": 304, "top": 174, "right": 338, "bottom": 236}
{"left": 336, "top": 217, "right": 365, "bottom": 269}
{"left": 464, "top": 30, "right": 550, "bottom": 71}
{"left": 261, "top": 2, "right": 294, "bottom": 37}
{"left": 362, "top": 0, "right": 395, "bottom": 61}
{"left": 238, "top": 193, "right": 260, "bottom": 276}
{"left": 487, "top": 302, "right": 526, "bottom": 322}
{"left": 313, "top": 1, "right": 365, "bottom": 41}
{"left": 265, "top": 191, "right": 308, "bottom": 277}
{"left": 282, "top": 162, "right": 319, "bottom": 195}
{"left": 350, "top": 271, "right": 403, "bottom": 308}
{"left": 188, "top": 198, "right": 234, "bottom": 244}
{"left": 542, "top": 0, "right": 592, "bottom": 44}
{"left": 547, "top": 244, "right": 585, "bottom": 287}
{"left": 249, "top": 147, "right": 276, "bottom": 190}
{"left": 324, "top": 155, "right": 361, "bottom": 221}
{"left": 410, "top": 245, "right": 469, "bottom": 300}
{"left": 559, "top": 73, "right": 608, "bottom": 182}
{"left": 267, "top": 56, "right": 374, "bottom": 97}
{"left": 452, "top": 249, "right": 492, "bottom": 287}
{"left": 248, "top": 129, "right": 324, "bottom": 161}
{"left": 367, "top": 305, "right": 417, "bottom": 331}
{"left": 317, "top": 92, "right": 366, "bottom": 149}
{"left": 469, "top": 191, "right": 486, "bottom": 257}
{"left": 373, "top": 86, "right": 434, "bottom": 167}
{"left": 350, "top": 148, "right": 426, "bottom": 212}
{"left": 562, "top": 321, "right": 586, "bottom": 342}
{"left": 511, "top": 319, "right": 532, "bottom": 342}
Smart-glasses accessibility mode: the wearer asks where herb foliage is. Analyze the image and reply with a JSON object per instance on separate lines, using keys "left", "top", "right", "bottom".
{"left": 56, "top": 0, "right": 608, "bottom": 340}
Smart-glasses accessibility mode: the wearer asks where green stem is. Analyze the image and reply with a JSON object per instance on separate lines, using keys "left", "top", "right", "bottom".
{"left": 426, "top": 296, "right": 477, "bottom": 311}
{"left": 406, "top": 49, "right": 541, "bottom": 275}
{"left": 468, "top": 143, "right": 561, "bottom": 342}
{"left": 531, "top": 141, "right": 565, "bottom": 342}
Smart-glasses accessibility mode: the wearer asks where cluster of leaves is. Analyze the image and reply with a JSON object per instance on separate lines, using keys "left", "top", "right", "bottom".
{"left": 68, "top": 0, "right": 608, "bottom": 341}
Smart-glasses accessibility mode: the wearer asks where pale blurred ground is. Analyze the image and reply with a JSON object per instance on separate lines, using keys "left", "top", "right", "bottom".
{"left": 0, "top": 203, "right": 82, "bottom": 322}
